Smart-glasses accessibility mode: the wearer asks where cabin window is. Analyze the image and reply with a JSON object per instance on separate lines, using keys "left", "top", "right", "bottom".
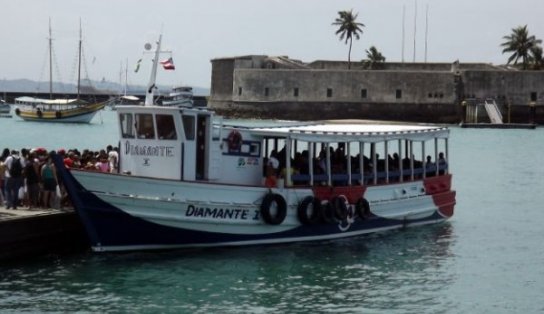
{"left": 264, "top": 87, "right": 269, "bottom": 96}
{"left": 156, "top": 114, "right": 177, "bottom": 140}
{"left": 120, "top": 113, "right": 135, "bottom": 139}
{"left": 182, "top": 115, "right": 195, "bottom": 140}
{"left": 361, "top": 89, "right": 367, "bottom": 98}
{"left": 135, "top": 113, "right": 155, "bottom": 139}
{"left": 294, "top": 88, "right": 299, "bottom": 97}
{"left": 327, "top": 88, "right": 333, "bottom": 98}
{"left": 396, "top": 89, "right": 402, "bottom": 99}
{"left": 531, "top": 92, "right": 537, "bottom": 102}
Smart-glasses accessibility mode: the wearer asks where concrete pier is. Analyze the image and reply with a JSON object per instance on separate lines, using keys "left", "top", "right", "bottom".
{"left": 0, "top": 208, "right": 88, "bottom": 261}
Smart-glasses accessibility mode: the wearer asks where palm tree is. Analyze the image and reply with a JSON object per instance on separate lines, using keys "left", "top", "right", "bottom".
{"left": 501, "top": 25, "right": 542, "bottom": 70}
{"left": 530, "top": 45, "right": 544, "bottom": 70}
{"left": 332, "top": 9, "right": 365, "bottom": 69}
{"left": 363, "top": 46, "right": 386, "bottom": 69}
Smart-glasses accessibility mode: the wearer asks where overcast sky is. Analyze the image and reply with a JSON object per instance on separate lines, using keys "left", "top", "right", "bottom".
{"left": 1, "top": 0, "right": 543, "bottom": 89}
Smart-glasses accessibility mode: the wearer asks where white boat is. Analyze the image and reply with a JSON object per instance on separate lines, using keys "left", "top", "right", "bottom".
{"left": 161, "top": 86, "right": 193, "bottom": 107}
{"left": 110, "top": 95, "right": 142, "bottom": 111}
{"left": 0, "top": 99, "right": 11, "bottom": 115}
{"left": 54, "top": 34, "right": 456, "bottom": 252}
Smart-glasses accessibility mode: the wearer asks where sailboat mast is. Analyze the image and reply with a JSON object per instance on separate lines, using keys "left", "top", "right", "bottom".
{"left": 145, "top": 34, "right": 162, "bottom": 106}
{"left": 77, "top": 19, "right": 82, "bottom": 100}
{"left": 124, "top": 58, "right": 128, "bottom": 96}
{"left": 48, "top": 18, "right": 53, "bottom": 100}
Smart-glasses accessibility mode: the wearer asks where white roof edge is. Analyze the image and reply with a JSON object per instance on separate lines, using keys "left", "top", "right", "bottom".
{"left": 248, "top": 123, "right": 449, "bottom": 142}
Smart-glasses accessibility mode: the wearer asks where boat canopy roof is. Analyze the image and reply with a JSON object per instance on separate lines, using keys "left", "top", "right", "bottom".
{"left": 15, "top": 96, "right": 82, "bottom": 105}
{"left": 248, "top": 123, "right": 449, "bottom": 143}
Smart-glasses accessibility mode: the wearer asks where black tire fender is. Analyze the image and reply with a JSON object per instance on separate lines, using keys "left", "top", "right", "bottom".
{"left": 260, "top": 193, "right": 287, "bottom": 225}
{"left": 330, "top": 195, "right": 349, "bottom": 221}
{"left": 355, "top": 198, "right": 371, "bottom": 220}
{"left": 297, "top": 196, "right": 321, "bottom": 225}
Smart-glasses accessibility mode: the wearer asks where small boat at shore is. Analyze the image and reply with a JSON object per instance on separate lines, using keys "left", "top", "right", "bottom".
{"left": 110, "top": 95, "right": 141, "bottom": 111}
{"left": 0, "top": 99, "right": 11, "bottom": 115}
{"left": 54, "top": 34, "right": 456, "bottom": 252}
{"left": 161, "top": 86, "right": 193, "bottom": 107}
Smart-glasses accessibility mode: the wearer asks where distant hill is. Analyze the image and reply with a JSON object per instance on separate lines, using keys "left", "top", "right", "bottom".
{"left": 0, "top": 79, "right": 210, "bottom": 97}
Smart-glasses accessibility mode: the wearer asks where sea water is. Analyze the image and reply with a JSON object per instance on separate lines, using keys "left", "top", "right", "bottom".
{"left": 1, "top": 110, "right": 544, "bottom": 313}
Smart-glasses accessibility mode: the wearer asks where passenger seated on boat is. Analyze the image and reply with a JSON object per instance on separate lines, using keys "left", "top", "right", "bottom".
{"left": 295, "top": 151, "right": 310, "bottom": 175}
{"left": 264, "top": 151, "right": 279, "bottom": 188}
{"left": 438, "top": 152, "right": 447, "bottom": 175}
{"left": 280, "top": 166, "right": 299, "bottom": 186}
{"left": 425, "top": 155, "right": 436, "bottom": 177}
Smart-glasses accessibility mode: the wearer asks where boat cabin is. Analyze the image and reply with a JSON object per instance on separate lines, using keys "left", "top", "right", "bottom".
{"left": 116, "top": 105, "right": 450, "bottom": 188}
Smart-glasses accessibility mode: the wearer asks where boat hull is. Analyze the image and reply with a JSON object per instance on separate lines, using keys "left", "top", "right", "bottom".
{"left": 15, "top": 102, "right": 106, "bottom": 123}
{"left": 55, "top": 155, "right": 456, "bottom": 252}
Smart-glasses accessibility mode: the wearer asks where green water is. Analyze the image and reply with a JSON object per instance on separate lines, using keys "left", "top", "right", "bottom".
{"left": 1, "top": 111, "right": 543, "bottom": 313}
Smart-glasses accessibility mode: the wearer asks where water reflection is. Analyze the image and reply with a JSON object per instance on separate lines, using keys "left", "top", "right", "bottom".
{"left": 0, "top": 223, "right": 456, "bottom": 313}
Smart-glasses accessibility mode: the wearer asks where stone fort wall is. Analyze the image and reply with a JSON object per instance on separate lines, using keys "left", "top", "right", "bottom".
{"left": 209, "top": 56, "right": 544, "bottom": 123}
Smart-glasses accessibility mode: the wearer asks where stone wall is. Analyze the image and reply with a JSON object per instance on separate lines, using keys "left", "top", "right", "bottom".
{"left": 232, "top": 69, "right": 455, "bottom": 104}
{"left": 208, "top": 56, "right": 544, "bottom": 124}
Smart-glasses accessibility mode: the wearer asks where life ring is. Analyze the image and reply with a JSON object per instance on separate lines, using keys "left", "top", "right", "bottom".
{"left": 15, "top": 108, "right": 21, "bottom": 116}
{"left": 36, "top": 109, "right": 42, "bottom": 118}
{"left": 227, "top": 130, "right": 242, "bottom": 150}
{"left": 55, "top": 111, "right": 62, "bottom": 119}
{"left": 297, "top": 196, "right": 321, "bottom": 225}
{"left": 330, "top": 195, "right": 349, "bottom": 221}
{"left": 260, "top": 193, "right": 287, "bottom": 225}
{"left": 355, "top": 198, "right": 371, "bottom": 220}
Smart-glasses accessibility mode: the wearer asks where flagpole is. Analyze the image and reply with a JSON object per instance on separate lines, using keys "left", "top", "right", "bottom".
{"left": 402, "top": 5, "right": 406, "bottom": 63}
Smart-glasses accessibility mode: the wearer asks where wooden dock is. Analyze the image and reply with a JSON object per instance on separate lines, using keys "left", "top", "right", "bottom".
{"left": 459, "top": 122, "right": 537, "bottom": 129}
{"left": 0, "top": 207, "right": 89, "bottom": 261}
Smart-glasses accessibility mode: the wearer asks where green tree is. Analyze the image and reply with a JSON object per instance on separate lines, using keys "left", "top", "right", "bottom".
{"left": 501, "top": 25, "right": 542, "bottom": 70}
{"left": 530, "top": 45, "right": 544, "bottom": 70}
{"left": 332, "top": 9, "right": 365, "bottom": 69}
{"left": 363, "top": 46, "right": 386, "bottom": 69}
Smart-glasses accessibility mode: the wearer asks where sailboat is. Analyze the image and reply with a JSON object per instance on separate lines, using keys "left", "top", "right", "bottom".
{"left": 14, "top": 20, "right": 106, "bottom": 123}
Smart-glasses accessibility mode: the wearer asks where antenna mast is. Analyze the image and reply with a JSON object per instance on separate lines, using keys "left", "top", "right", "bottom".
{"left": 413, "top": 0, "right": 417, "bottom": 62}
{"left": 402, "top": 5, "right": 406, "bottom": 63}
{"left": 48, "top": 18, "right": 53, "bottom": 100}
{"left": 425, "top": 4, "right": 429, "bottom": 63}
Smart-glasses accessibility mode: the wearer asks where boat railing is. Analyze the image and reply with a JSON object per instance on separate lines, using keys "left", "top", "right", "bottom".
{"left": 290, "top": 163, "right": 448, "bottom": 186}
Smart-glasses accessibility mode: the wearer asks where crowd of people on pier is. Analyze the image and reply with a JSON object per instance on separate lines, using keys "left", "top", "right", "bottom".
{"left": 0, "top": 145, "right": 119, "bottom": 210}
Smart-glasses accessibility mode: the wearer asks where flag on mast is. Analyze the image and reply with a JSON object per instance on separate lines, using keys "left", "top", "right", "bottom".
{"left": 160, "top": 57, "right": 175, "bottom": 70}
{"left": 134, "top": 59, "right": 142, "bottom": 73}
